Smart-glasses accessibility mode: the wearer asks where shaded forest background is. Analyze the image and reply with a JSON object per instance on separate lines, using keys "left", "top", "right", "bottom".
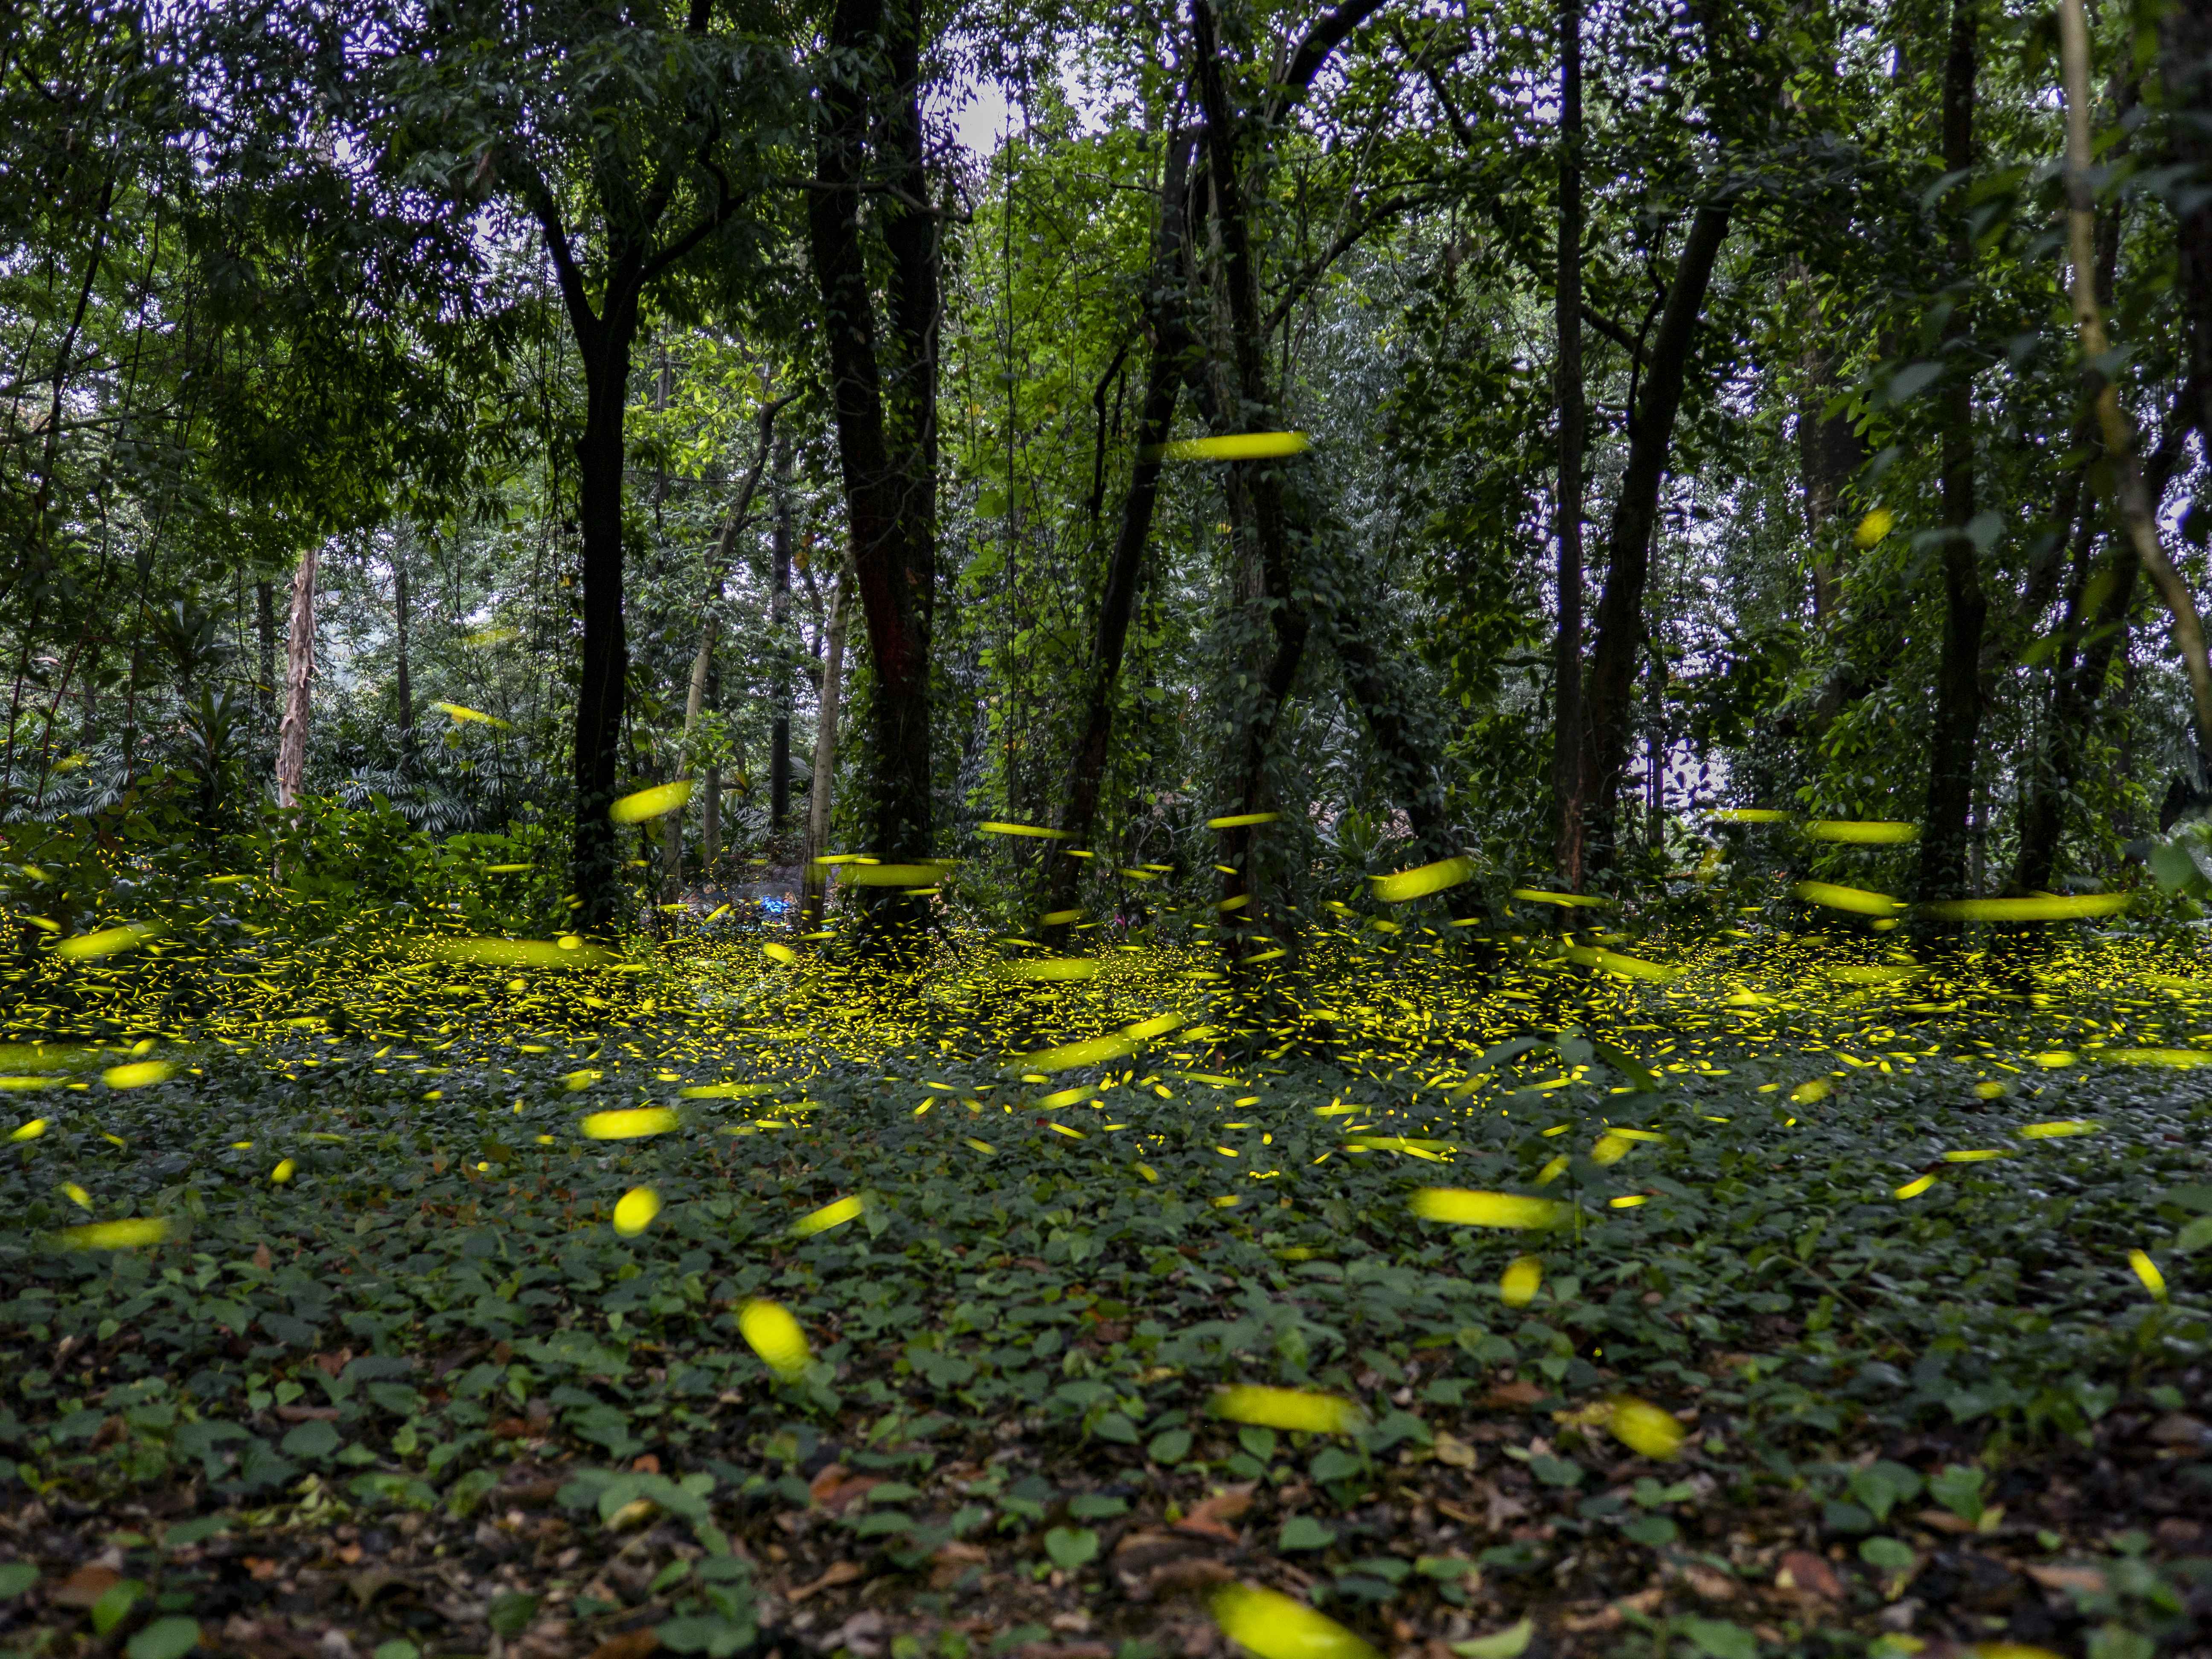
{"left": 8, "top": 0, "right": 2212, "bottom": 943}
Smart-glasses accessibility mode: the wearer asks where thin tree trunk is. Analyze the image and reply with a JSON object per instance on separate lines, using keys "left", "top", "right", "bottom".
{"left": 808, "top": 0, "right": 937, "bottom": 926}
{"left": 1918, "top": 0, "right": 1985, "bottom": 904}
{"left": 2062, "top": 0, "right": 2212, "bottom": 756}
{"left": 771, "top": 430, "right": 793, "bottom": 835}
{"left": 392, "top": 544, "right": 413, "bottom": 763}
{"left": 255, "top": 577, "right": 276, "bottom": 777}
{"left": 2014, "top": 528, "right": 2136, "bottom": 892}
{"left": 1042, "top": 129, "right": 1196, "bottom": 931}
{"left": 275, "top": 545, "right": 317, "bottom": 809}
{"left": 684, "top": 390, "right": 794, "bottom": 882}
{"left": 801, "top": 562, "right": 852, "bottom": 931}
{"left": 2164, "top": 0, "right": 2212, "bottom": 450}
{"left": 1551, "top": 0, "right": 1588, "bottom": 886}
{"left": 1579, "top": 203, "right": 1731, "bottom": 865}
{"left": 1793, "top": 261, "right": 1862, "bottom": 623}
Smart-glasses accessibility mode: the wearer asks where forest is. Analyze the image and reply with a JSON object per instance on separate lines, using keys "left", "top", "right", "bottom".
{"left": 9, "top": 0, "right": 2212, "bottom": 1656}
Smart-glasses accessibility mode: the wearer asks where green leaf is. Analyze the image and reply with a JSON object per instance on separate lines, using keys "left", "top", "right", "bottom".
{"left": 1066, "top": 1493, "right": 1127, "bottom": 1520}
{"left": 373, "top": 1644, "right": 422, "bottom": 1659}
{"left": 1623, "top": 1514, "right": 1678, "bottom": 1547}
{"left": 1042, "top": 1527, "right": 1099, "bottom": 1572}
{"left": 488, "top": 1592, "right": 539, "bottom": 1638}
{"left": 2176, "top": 1214, "right": 2212, "bottom": 1254}
{"left": 1528, "top": 1453, "right": 1584, "bottom": 1488}
{"left": 1926, "top": 1464, "right": 1983, "bottom": 1522}
{"left": 280, "top": 1419, "right": 341, "bottom": 1460}
{"left": 1847, "top": 1460, "right": 1921, "bottom": 1522}
{"left": 127, "top": 1618, "right": 201, "bottom": 1659}
{"left": 1680, "top": 1618, "right": 1760, "bottom": 1659}
{"left": 161, "top": 1517, "right": 229, "bottom": 1550}
{"left": 1146, "top": 1428, "right": 1191, "bottom": 1465}
{"left": 1310, "top": 1446, "right": 1362, "bottom": 1484}
{"left": 1860, "top": 1536, "right": 1916, "bottom": 1572}
{"left": 446, "top": 1467, "right": 499, "bottom": 1519}
{"left": 0, "top": 1562, "right": 38, "bottom": 1599}
{"left": 1450, "top": 1619, "right": 1532, "bottom": 1659}
{"left": 1278, "top": 1516, "right": 1336, "bottom": 1551}
{"left": 92, "top": 1580, "right": 146, "bottom": 1636}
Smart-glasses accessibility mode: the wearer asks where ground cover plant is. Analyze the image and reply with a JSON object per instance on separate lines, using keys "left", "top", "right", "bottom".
{"left": 8, "top": 897, "right": 2212, "bottom": 1659}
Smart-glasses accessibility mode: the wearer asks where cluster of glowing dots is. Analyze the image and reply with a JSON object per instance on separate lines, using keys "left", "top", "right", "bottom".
{"left": 7, "top": 810, "right": 2202, "bottom": 1330}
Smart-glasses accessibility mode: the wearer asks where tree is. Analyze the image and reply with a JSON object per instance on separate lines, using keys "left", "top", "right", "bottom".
{"left": 807, "top": 0, "right": 941, "bottom": 930}
{"left": 372, "top": 0, "right": 800, "bottom": 936}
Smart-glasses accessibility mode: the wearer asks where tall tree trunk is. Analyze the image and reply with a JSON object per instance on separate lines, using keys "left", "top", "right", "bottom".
{"left": 684, "top": 390, "right": 793, "bottom": 877}
{"left": 801, "top": 563, "right": 852, "bottom": 931}
{"left": 255, "top": 577, "right": 276, "bottom": 778}
{"left": 2014, "top": 528, "right": 2136, "bottom": 892}
{"left": 392, "top": 543, "right": 413, "bottom": 763}
{"left": 2165, "top": 0, "right": 2212, "bottom": 451}
{"left": 1551, "top": 0, "right": 1588, "bottom": 886}
{"left": 1579, "top": 202, "right": 1731, "bottom": 865}
{"left": 770, "top": 431, "right": 793, "bottom": 835}
{"left": 2062, "top": 0, "right": 2212, "bottom": 756}
{"left": 1793, "top": 262, "right": 1862, "bottom": 623}
{"left": 1918, "top": 0, "right": 1986, "bottom": 904}
{"left": 1042, "top": 130, "right": 1196, "bottom": 930}
{"left": 807, "top": 0, "right": 938, "bottom": 927}
{"left": 275, "top": 546, "right": 317, "bottom": 809}
{"left": 1192, "top": 0, "right": 1313, "bottom": 936}
{"left": 571, "top": 309, "right": 637, "bottom": 936}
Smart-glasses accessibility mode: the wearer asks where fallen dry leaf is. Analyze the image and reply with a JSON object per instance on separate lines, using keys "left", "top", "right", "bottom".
{"left": 1484, "top": 1379, "right": 1544, "bottom": 1408}
{"left": 1173, "top": 1484, "right": 1254, "bottom": 1542}
{"left": 1679, "top": 1563, "right": 1738, "bottom": 1601}
{"left": 587, "top": 1629, "right": 661, "bottom": 1659}
{"left": 1147, "top": 1558, "right": 1235, "bottom": 1596}
{"left": 1776, "top": 1551, "right": 1845, "bottom": 1601}
{"left": 930, "top": 1542, "right": 988, "bottom": 1590}
{"left": 1915, "top": 1509, "right": 1977, "bottom": 1535}
{"left": 253, "top": 1242, "right": 272, "bottom": 1271}
{"left": 789, "top": 1560, "right": 864, "bottom": 1603}
{"left": 50, "top": 1564, "right": 122, "bottom": 1609}
{"left": 2026, "top": 1563, "right": 2109, "bottom": 1596}
{"left": 1562, "top": 1604, "right": 1622, "bottom": 1633}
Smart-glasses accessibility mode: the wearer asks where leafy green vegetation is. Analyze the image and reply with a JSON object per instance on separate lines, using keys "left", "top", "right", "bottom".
{"left": 8, "top": 911, "right": 2212, "bottom": 1656}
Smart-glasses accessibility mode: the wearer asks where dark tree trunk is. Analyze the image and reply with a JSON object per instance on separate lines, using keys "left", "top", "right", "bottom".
{"left": 570, "top": 311, "right": 637, "bottom": 936}
{"left": 1793, "top": 259, "right": 1863, "bottom": 623}
{"left": 1042, "top": 131, "right": 1197, "bottom": 931}
{"left": 1580, "top": 202, "right": 1731, "bottom": 864}
{"left": 1552, "top": 0, "right": 1588, "bottom": 885}
{"left": 2014, "top": 529, "right": 2135, "bottom": 893}
{"left": 2165, "top": 0, "right": 2212, "bottom": 448}
{"left": 807, "top": 0, "right": 939, "bottom": 926}
{"left": 1192, "top": 0, "right": 1313, "bottom": 934}
{"left": 1917, "top": 0, "right": 1983, "bottom": 904}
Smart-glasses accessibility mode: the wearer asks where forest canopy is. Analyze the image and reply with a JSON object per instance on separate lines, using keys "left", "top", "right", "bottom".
{"left": 9, "top": 0, "right": 2212, "bottom": 923}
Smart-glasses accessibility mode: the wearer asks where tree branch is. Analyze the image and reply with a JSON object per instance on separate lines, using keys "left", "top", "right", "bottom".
{"left": 527, "top": 179, "right": 602, "bottom": 348}
{"left": 1270, "top": 0, "right": 1394, "bottom": 125}
{"left": 706, "top": 390, "right": 800, "bottom": 578}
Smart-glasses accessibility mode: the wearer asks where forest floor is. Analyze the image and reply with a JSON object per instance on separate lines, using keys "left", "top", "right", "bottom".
{"left": 4, "top": 927, "right": 2212, "bottom": 1659}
